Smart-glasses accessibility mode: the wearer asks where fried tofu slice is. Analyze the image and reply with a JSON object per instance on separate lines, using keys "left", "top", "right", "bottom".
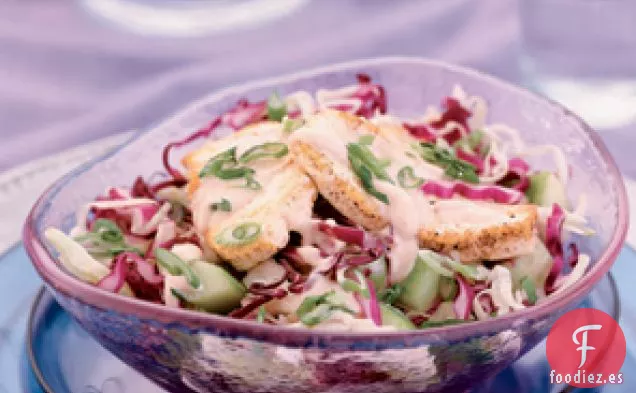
{"left": 289, "top": 111, "right": 389, "bottom": 230}
{"left": 419, "top": 201, "right": 537, "bottom": 262}
{"left": 290, "top": 111, "right": 538, "bottom": 262}
{"left": 183, "top": 121, "right": 317, "bottom": 271}
{"left": 183, "top": 121, "right": 284, "bottom": 195}
{"left": 208, "top": 163, "right": 317, "bottom": 271}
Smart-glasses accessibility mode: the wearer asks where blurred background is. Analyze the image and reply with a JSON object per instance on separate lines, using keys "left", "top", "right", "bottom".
{"left": 3, "top": 0, "right": 635, "bottom": 251}
{"left": 1, "top": 0, "right": 635, "bottom": 391}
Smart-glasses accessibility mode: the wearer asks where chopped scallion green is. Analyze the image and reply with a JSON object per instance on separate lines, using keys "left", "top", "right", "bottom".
{"left": 238, "top": 142, "right": 288, "bottom": 163}
{"left": 267, "top": 91, "right": 287, "bottom": 122}
{"left": 397, "top": 166, "right": 424, "bottom": 189}
{"left": 155, "top": 248, "right": 201, "bottom": 289}
{"left": 215, "top": 222, "right": 262, "bottom": 246}
{"left": 210, "top": 198, "right": 232, "bottom": 212}
{"left": 521, "top": 276, "right": 537, "bottom": 305}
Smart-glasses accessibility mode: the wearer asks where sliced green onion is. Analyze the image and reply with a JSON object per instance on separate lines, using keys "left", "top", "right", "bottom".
{"left": 397, "top": 166, "right": 424, "bottom": 189}
{"left": 296, "top": 291, "right": 354, "bottom": 326}
{"left": 267, "top": 91, "right": 287, "bottom": 122}
{"left": 521, "top": 276, "right": 537, "bottom": 305}
{"left": 92, "top": 219, "right": 124, "bottom": 243}
{"left": 217, "top": 166, "right": 254, "bottom": 180}
{"left": 199, "top": 147, "right": 262, "bottom": 190}
{"left": 243, "top": 175, "right": 262, "bottom": 190}
{"left": 74, "top": 219, "right": 142, "bottom": 257}
{"left": 296, "top": 291, "right": 335, "bottom": 317}
{"left": 339, "top": 276, "right": 370, "bottom": 298}
{"left": 238, "top": 142, "right": 289, "bottom": 163}
{"left": 358, "top": 134, "right": 375, "bottom": 145}
{"left": 347, "top": 143, "right": 390, "bottom": 204}
{"left": 416, "top": 142, "right": 479, "bottom": 184}
{"left": 283, "top": 118, "right": 304, "bottom": 133}
{"left": 210, "top": 198, "right": 232, "bottom": 212}
{"left": 379, "top": 284, "right": 404, "bottom": 305}
{"left": 300, "top": 303, "right": 334, "bottom": 326}
{"left": 199, "top": 147, "right": 255, "bottom": 180}
{"left": 453, "top": 130, "right": 484, "bottom": 151}
{"left": 171, "top": 287, "right": 189, "bottom": 303}
{"left": 199, "top": 147, "right": 238, "bottom": 178}
{"left": 216, "top": 222, "right": 262, "bottom": 246}
{"left": 257, "top": 306, "right": 267, "bottom": 323}
{"left": 155, "top": 248, "right": 200, "bottom": 288}
{"left": 420, "top": 319, "right": 468, "bottom": 329}
{"left": 347, "top": 143, "right": 391, "bottom": 181}
{"left": 439, "top": 277, "right": 458, "bottom": 301}
{"left": 418, "top": 250, "right": 481, "bottom": 281}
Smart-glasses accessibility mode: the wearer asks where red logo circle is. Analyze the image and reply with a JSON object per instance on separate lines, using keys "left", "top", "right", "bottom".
{"left": 546, "top": 308, "right": 626, "bottom": 388}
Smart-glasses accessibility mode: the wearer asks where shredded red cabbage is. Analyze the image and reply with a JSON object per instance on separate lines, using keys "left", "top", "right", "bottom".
{"left": 409, "top": 314, "right": 427, "bottom": 327}
{"left": 364, "top": 276, "right": 382, "bottom": 326}
{"left": 497, "top": 157, "right": 530, "bottom": 192}
{"left": 248, "top": 284, "right": 288, "bottom": 298}
{"left": 403, "top": 123, "right": 437, "bottom": 142}
{"left": 351, "top": 73, "right": 387, "bottom": 118}
{"left": 96, "top": 256, "right": 128, "bottom": 293}
{"left": 228, "top": 296, "right": 272, "bottom": 319}
{"left": 98, "top": 252, "right": 163, "bottom": 301}
{"left": 161, "top": 117, "right": 222, "bottom": 182}
{"left": 567, "top": 243, "right": 579, "bottom": 267}
{"left": 453, "top": 275, "right": 474, "bottom": 320}
{"left": 430, "top": 97, "right": 471, "bottom": 144}
{"left": 456, "top": 148, "right": 485, "bottom": 173}
{"left": 421, "top": 180, "right": 524, "bottom": 204}
{"left": 131, "top": 176, "right": 154, "bottom": 199}
{"left": 318, "top": 222, "right": 365, "bottom": 247}
{"left": 545, "top": 203, "right": 566, "bottom": 290}
{"left": 279, "top": 258, "right": 307, "bottom": 294}
{"left": 221, "top": 99, "right": 267, "bottom": 130}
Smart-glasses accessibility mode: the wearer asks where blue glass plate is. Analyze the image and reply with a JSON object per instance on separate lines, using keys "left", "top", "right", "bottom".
{"left": 1, "top": 245, "right": 635, "bottom": 393}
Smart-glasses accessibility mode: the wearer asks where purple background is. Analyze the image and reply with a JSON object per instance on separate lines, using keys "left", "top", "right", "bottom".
{"left": 0, "top": 0, "right": 634, "bottom": 175}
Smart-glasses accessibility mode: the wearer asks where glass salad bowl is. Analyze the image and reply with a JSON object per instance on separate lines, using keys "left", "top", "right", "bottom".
{"left": 23, "top": 57, "right": 628, "bottom": 393}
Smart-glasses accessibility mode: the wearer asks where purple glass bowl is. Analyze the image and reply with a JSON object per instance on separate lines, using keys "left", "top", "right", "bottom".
{"left": 24, "top": 58, "right": 628, "bottom": 393}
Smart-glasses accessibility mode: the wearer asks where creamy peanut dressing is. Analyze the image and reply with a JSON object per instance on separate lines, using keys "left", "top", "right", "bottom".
{"left": 191, "top": 158, "right": 291, "bottom": 237}
{"left": 289, "top": 111, "right": 354, "bottom": 164}
{"left": 374, "top": 181, "right": 420, "bottom": 283}
{"left": 290, "top": 112, "right": 449, "bottom": 283}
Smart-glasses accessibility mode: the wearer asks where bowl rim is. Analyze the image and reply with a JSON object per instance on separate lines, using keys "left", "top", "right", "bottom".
{"left": 23, "top": 56, "right": 629, "bottom": 346}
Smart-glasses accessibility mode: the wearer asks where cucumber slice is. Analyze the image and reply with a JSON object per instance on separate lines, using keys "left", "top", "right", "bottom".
{"left": 178, "top": 261, "right": 246, "bottom": 314}
{"left": 510, "top": 240, "right": 552, "bottom": 292}
{"left": 396, "top": 256, "right": 440, "bottom": 312}
{"left": 380, "top": 303, "right": 416, "bottom": 330}
{"left": 526, "top": 171, "right": 569, "bottom": 208}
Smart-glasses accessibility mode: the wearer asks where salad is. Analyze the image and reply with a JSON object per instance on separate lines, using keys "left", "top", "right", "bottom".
{"left": 45, "top": 74, "right": 594, "bottom": 331}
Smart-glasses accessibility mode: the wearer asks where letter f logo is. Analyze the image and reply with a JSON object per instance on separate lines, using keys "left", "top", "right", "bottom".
{"left": 572, "top": 324, "right": 602, "bottom": 368}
